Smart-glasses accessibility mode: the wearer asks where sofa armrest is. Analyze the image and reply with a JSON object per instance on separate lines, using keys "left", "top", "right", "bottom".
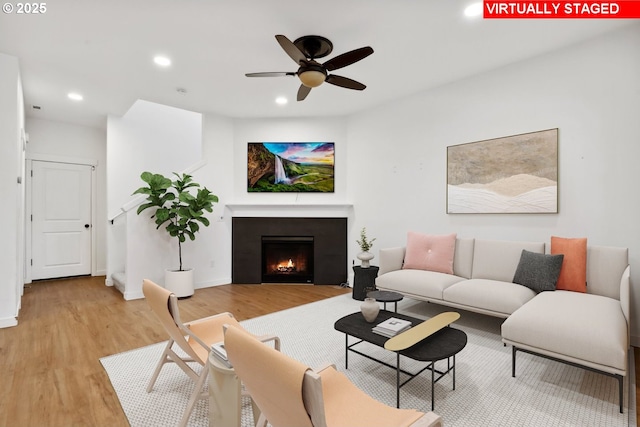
{"left": 379, "top": 247, "right": 406, "bottom": 276}
{"left": 620, "top": 265, "right": 631, "bottom": 344}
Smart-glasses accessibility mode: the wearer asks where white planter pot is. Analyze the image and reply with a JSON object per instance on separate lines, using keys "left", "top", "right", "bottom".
{"left": 165, "top": 268, "right": 194, "bottom": 298}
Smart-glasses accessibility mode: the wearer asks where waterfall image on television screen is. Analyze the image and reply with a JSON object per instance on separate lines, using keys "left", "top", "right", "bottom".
{"left": 247, "top": 142, "right": 335, "bottom": 192}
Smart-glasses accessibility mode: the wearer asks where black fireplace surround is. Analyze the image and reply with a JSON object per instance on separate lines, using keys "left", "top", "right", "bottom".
{"left": 232, "top": 217, "right": 347, "bottom": 285}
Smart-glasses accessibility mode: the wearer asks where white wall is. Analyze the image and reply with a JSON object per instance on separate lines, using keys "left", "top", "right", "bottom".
{"left": 25, "top": 118, "right": 107, "bottom": 275}
{"left": 0, "top": 53, "right": 24, "bottom": 328}
{"left": 106, "top": 99, "right": 202, "bottom": 218}
{"left": 346, "top": 24, "right": 640, "bottom": 343}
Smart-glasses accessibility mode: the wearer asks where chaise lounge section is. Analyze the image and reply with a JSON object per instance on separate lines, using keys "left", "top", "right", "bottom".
{"left": 502, "top": 245, "right": 630, "bottom": 412}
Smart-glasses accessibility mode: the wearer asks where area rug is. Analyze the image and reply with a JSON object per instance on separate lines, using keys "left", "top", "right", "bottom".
{"left": 101, "top": 293, "right": 636, "bottom": 426}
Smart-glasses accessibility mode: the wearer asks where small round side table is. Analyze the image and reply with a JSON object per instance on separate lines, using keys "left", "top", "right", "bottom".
{"left": 352, "top": 266, "right": 379, "bottom": 300}
{"left": 366, "top": 290, "right": 404, "bottom": 312}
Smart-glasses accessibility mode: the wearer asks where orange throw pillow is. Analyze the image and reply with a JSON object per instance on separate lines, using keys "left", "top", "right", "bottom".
{"left": 550, "top": 236, "right": 587, "bottom": 293}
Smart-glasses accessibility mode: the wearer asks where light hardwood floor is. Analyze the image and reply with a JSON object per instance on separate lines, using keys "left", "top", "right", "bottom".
{"left": 0, "top": 276, "right": 349, "bottom": 426}
{"left": 0, "top": 276, "right": 636, "bottom": 426}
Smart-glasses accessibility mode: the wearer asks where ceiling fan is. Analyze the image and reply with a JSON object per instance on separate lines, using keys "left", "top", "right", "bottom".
{"left": 246, "top": 35, "right": 374, "bottom": 101}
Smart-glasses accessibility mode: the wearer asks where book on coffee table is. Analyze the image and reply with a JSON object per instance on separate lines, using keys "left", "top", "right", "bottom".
{"left": 372, "top": 317, "right": 412, "bottom": 337}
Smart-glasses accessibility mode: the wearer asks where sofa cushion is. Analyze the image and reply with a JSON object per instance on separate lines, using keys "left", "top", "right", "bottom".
{"left": 443, "top": 279, "right": 536, "bottom": 316}
{"left": 375, "top": 269, "right": 465, "bottom": 300}
{"left": 378, "top": 247, "right": 406, "bottom": 276}
{"left": 586, "top": 245, "right": 628, "bottom": 300}
{"left": 551, "top": 236, "right": 587, "bottom": 293}
{"left": 512, "top": 250, "right": 564, "bottom": 293}
{"left": 453, "top": 238, "right": 475, "bottom": 279}
{"left": 471, "top": 239, "right": 545, "bottom": 282}
{"left": 403, "top": 232, "right": 456, "bottom": 274}
{"left": 502, "top": 291, "right": 628, "bottom": 373}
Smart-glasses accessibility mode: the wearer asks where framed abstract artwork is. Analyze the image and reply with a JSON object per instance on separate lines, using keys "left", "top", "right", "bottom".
{"left": 447, "top": 128, "right": 558, "bottom": 214}
{"left": 247, "top": 142, "right": 335, "bottom": 192}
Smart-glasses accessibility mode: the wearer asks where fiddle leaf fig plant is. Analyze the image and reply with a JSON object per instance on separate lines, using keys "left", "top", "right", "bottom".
{"left": 133, "top": 171, "right": 219, "bottom": 271}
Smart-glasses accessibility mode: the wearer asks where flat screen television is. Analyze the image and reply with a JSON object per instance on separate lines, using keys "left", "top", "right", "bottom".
{"left": 247, "top": 142, "right": 335, "bottom": 192}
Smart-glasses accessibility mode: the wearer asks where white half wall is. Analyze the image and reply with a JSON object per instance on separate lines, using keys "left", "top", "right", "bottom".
{"left": 346, "top": 24, "right": 640, "bottom": 344}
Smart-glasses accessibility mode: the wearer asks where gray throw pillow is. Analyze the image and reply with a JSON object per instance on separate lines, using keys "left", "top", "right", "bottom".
{"left": 512, "top": 250, "right": 564, "bottom": 293}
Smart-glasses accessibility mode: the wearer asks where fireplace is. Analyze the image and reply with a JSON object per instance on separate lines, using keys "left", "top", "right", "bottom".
{"left": 232, "top": 217, "right": 347, "bottom": 285}
{"left": 262, "top": 236, "right": 314, "bottom": 283}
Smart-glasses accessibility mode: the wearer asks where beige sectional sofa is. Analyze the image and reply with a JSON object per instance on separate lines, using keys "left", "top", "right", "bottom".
{"left": 375, "top": 238, "right": 630, "bottom": 412}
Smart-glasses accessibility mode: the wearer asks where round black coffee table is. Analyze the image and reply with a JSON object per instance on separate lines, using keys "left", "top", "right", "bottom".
{"left": 367, "top": 290, "right": 403, "bottom": 312}
{"left": 334, "top": 310, "right": 467, "bottom": 410}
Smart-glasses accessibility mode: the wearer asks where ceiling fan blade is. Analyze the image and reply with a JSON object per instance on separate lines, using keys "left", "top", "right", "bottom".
{"left": 297, "top": 84, "right": 312, "bottom": 101}
{"left": 245, "top": 72, "right": 296, "bottom": 77}
{"left": 323, "top": 46, "right": 373, "bottom": 72}
{"left": 325, "top": 74, "right": 366, "bottom": 91}
{"left": 275, "top": 35, "right": 307, "bottom": 65}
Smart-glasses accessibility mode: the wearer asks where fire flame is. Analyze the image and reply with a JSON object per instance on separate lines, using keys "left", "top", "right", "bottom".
{"left": 276, "top": 259, "right": 295, "bottom": 272}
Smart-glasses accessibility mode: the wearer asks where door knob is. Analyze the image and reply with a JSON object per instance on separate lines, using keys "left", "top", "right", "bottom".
{"left": 84, "top": 224, "right": 90, "bottom": 229}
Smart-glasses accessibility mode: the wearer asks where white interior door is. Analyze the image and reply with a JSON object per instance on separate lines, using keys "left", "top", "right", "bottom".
{"left": 31, "top": 161, "right": 92, "bottom": 280}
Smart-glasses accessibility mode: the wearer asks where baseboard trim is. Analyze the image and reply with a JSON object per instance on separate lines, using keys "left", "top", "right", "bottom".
{"left": 195, "top": 277, "right": 232, "bottom": 289}
{"left": 0, "top": 316, "right": 18, "bottom": 329}
{"left": 123, "top": 290, "right": 144, "bottom": 301}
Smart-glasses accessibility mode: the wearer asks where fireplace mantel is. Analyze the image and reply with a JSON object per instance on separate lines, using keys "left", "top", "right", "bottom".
{"left": 225, "top": 203, "right": 353, "bottom": 218}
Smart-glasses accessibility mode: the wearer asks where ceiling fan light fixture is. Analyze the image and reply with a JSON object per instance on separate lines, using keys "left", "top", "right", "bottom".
{"left": 298, "top": 70, "right": 326, "bottom": 88}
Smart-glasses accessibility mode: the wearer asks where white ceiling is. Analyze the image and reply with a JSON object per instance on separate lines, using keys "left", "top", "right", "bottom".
{"left": 0, "top": 0, "right": 634, "bottom": 129}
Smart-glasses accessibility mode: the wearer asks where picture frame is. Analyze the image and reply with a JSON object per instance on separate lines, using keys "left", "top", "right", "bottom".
{"left": 247, "top": 142, "right": 335, "bottom": 193}
{"left": 447, "top": 128, "right": 558, "bottom": 214}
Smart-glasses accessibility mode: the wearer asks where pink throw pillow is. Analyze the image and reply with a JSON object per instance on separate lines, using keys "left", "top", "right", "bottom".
{"left": 402, "top": 232, "right": 457, "bottom": 274}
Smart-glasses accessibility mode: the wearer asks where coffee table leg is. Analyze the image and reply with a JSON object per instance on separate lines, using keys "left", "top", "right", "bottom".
{"left": 453, "top": 354, "right": 456, "bottom": 390}
{"left": 345, "top": 334, "right": 349, "bottom": 369}
{"left": 396, "top": 353, "right": 400, "bottom": 408}
{"left": 431, "top": 362, "right": 435, "bottom": 410}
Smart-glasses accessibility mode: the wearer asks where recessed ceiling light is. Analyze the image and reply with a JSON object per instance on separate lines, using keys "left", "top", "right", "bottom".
{"left": 464, "top": 2, "right": 483, "bottom": 17}
{"left": 67, "top": 92, "right": 83, "bottom": 101}
{"left": 154, "top": 56, "right": 171, "bottom": 67}
{"left": 275, "top": 96, "right": 288, "bottom": 105}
